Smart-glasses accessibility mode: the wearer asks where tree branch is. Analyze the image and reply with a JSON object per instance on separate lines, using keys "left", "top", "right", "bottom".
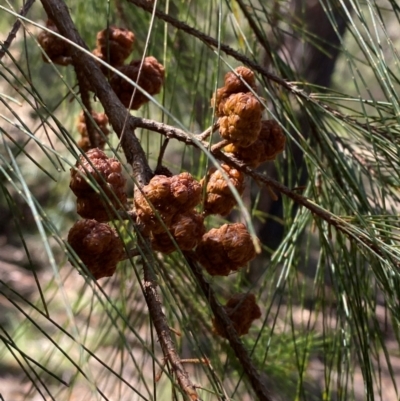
{"left": 142, "top": 243, "right": 201, "bottom": 401}
{"left": 39, "top": 1, "right": 202, "bottom": 399}
{"left": 0, "top": 0, "right": 35, "bottom": 61}
{"left": 126, "top": 0, "right": 393, "bottom": 142}
{"left": 123, "top": 115, "right": 399, "bottom": 267}
{"left": 184, "top": 253, "right": 274, "bottom": 401}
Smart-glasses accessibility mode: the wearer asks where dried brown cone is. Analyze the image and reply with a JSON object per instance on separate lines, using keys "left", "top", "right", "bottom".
{"left": 93, "top": 26, "right": 135, "bottom": 71}
{"left": 110, "top": 56, "right": 165, "bottom": 109}
{"left": 37, "top": 19, "right": 72, "bottom": 66}
{"left": 196, "top": 223, "right": 257, "bottom": 276}
{"left": 134, "top": 173, "right": 202, "bottom": 234}
{"left": 213, "top": 293, "right": 262, "bottom": 338}
{"left": 70, "top": 148, "right": 127, "bottom": 221}
{"left": 151, "top": 210, "right": 205, "bottom": 254}
{"left": 77, "top": 111, "right": 110, "bottom": 152}
{"left": 67, "top": 219, "right": 125, "bottom": 279}
{"left": 211, "top": 66, "right": 257, "bottom": 117}
{"left": 224, "top": 119, "right": 286, "bottom": 167}
{"left": 201, "top": 163, "right": 245, "bottom": 216}
{"left": 219, "top": 92, "right": 263, "bottom": 148}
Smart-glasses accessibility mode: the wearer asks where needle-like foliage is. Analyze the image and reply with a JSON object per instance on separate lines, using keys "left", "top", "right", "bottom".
{"left": 1, "top": 0, "right": 400, "bottom": 400}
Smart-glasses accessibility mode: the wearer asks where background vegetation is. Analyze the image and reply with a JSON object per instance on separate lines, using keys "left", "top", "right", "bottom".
{"left": 1, "top": 0, "right": 400, "bottom": 400}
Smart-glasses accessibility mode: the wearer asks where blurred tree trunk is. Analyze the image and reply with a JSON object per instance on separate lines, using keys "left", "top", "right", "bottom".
{"left": 256, "top": 0, "right": 349, "bottom": 254}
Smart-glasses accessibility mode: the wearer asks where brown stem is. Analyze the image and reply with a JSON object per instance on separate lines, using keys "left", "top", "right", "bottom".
{"left": 197, "top": 122, "right": 219, "bottom": 141}
{"left": 184, "top": 253, "right": 274, "bottom": 401}
{"left": 141, "top": 241, "right": 201, "bottom": 401}
{"left": 156, "top": 138, "right": 170, "bottom": 171}
{"left": 75, "top": 68, "right": 98, "bottom": 149}
{"left": 0, "top": 0, "right": 35, "bottom": 61}
{"left": 210, "top": 139, "right": 229, "bottom": 153}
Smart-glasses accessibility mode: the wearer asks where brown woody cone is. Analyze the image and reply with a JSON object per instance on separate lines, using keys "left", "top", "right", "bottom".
{"left": 134, "top": 173, "right": 202, "bottom": 234}
{"left": 196, "top": 223, "right": 257, "bottom": 276}
{"left": 70, "top": 148, "right": 127, "bottom": 221}
{"left": 211, "top": 66, "right": 256, "bottom": 116}
{"left": 219, "top": 92, "right": 263, "bottom": 147}
{"left": 201, "top": 164, "right": 245, "bottom": 216}
{"left": 93, "top": 26, "right": 135, "bottom": 68}
{"left": 213, "top": 293, "right": 262, "bottom": 338}
{"left": 77, "top": 111, "right": 110, "bottom": 152}
{"left": 37, "top": 19, "right": 72, "bottom": 66}
{"left": 110, "top": 56, "right": 165, "bottom": 109}
{"left": 224, "top": 119, "right": 285, "bottom": 167}
{"left": 151, "top": 210, "right": 205, "bottom": 254}
{"left": 67, "top": 219, "right": 125, "bottom": 279}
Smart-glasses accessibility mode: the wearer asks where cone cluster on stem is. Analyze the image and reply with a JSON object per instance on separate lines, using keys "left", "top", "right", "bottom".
{"left": 39, "top": 22, "right": 272, "bottom": 336}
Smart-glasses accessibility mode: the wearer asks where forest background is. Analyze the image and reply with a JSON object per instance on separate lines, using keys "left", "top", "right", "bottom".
{"left": 1, "top": 0, "right": 400, "bottom": 400}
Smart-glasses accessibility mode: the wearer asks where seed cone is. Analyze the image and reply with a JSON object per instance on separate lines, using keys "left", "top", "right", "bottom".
{"left": 224, "top": 119, "right": 286, "bottom": 167}
{"left": 196, "top": 223, "right": 257, "bottom": 276}
{"left": 134, "top": 173, "right": 202, "bottom": 233}
{"left": 110, "top": 56, "right": 165, "bottom": 109}
{"left": 213, "top": 293, "right": 261, "bottom": 338}
{"left": 70, "top": 148, "right": 127, "bottom": 221}
{"left": 151, "top": 210, "right": 205, "bottom": 254}
{"left": 77, "top": 111, "right": 110, "bottom": 152}
{"left": 201, "top": 164, "right": 245, "bottom": 216}
{"left": 93, "top": 26, "right": 135, "bottom": 70}
{"left": 212, "top": 66, "right": 256, "bottom": 116}
{"left": 219, "top": 92, "right": 263, "bottom": 147}
{"left": 67, "top": 219, "right": 125, "bottom": 279}
{"left": 37, "top": 19, "right": 72, "bottom": 66}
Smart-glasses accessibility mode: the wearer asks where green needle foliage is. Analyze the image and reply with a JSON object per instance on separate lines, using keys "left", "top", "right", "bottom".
{"left": 1, "top": 0, "right": 400, "bottom": 400}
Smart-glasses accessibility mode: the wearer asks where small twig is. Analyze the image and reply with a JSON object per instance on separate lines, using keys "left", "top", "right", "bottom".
{"left": 156, "top": 138, "right": 170, "bottom": 171}
{"left": 141, "top": 240, "right": 201, "bottom": 401}
{"left": 184, "top": 253, "right": 274, "bottom": 401}
{"left": 196, "top": 122, "right": 219, "bottom": 141}
{"left": 0, "top": 0, "right": 35, "bottom": 61}
{"left": 210, "top": 139, "right": 229, "bottom": 153}
{"left": 121, "top": 248, "right": 141, "bottom": 260}
{"left": 75, "top": 68, "right": 98, "bottom": 149}
{"left": 117, "top": 209, "right": 137, "bottom": 221}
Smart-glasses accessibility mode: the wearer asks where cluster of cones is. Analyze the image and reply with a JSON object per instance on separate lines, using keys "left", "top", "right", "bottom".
{"left": 37, "top": 22, "right": 165, "bottom": 151}
{"left": 67, "top": 148, "right": 128, "bottom": 279}
{"left": 213, "top": 66, "right": 286, "bottom": 167}
{"left": 38, "top": 19, "right": 286, "bottom": 338}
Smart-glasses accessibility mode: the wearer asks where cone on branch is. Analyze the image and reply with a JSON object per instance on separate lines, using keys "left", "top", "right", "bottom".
{"left": 110, "top": 56, "right": 165, "bottom": 109}
{"left": 37, "top": 19, "right": 72, "bottom": 66}
{"left": 134, "top": 172, "right": 202, "bottom": 234}
{"left": 196, "top": 223, "right": 257, "bottom": 276}
{"left": 93, "top": 26, "right": 135, "bottom": 71}
{"left": 77, "top": 111, "right": 110, "bottom": 152}
{"left": 218, "top": 92, "right": 263, "bottom": 148}
{"left": 151, "top": 210, "right": 205, "bottom": 254}
{"left": 67, "top": 219, "right": 125, "bottom": 279}
{"left": 212, "top": 293, "right": 262, "bottom": 338}
{"left": 212, "top": 66, "right": 257, "bottom": 117}
{"left": 224, "top": 119, "right": 286, "bottom": 167}
{"left": 201, "top": 163, "right": 245, "bottom": 216}
{"left": 70, "top": 148, "right": 127, "bottom": 221}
